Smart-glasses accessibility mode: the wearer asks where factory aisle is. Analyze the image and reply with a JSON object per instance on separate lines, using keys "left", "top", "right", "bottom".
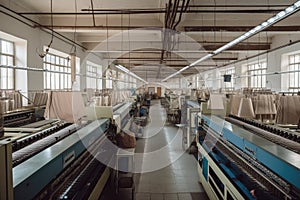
{"left": 134, "top": 100, "right": 209, "bottom": 200}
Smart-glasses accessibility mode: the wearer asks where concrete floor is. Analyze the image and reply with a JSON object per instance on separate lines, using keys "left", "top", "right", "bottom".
{"left": 100, "top": 100, "right": 209, "bottom": 200}
{"left": 134, "top": 100, "right": 208, "bottom": 200}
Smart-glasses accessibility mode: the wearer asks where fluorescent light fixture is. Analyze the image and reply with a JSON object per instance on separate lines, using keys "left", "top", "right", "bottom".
{"left": 286, "top": 6, "right": 294, "bottom": 13}
{"left": 277, "top": 11, "right": 286, "bottom": 18}
{"left": 244, "top": 32, "right": 251, "bottom": 37}
{"left": 178, "top": 65, "right": 190, "bottom": 72}
{"left": 254, "top": 25, "right": 262, "bottom": 32}
{"left": 161, "top": 53, "right": 213, "bottom": 81}
{"left": 115, "top": 64, "right": 148, "bottom": 83}
{"left": 115, "top": 64, "right": 129, "bottom": 73}
{"left": 261, "top": 22, "right": 268, "bottom": 27}
{"left": 267, "top": 17, "right": 275, "bottom": 24}
{"left": 189, "top": 54, "right": 213, "bottom": 67}
{"left": 161, "top": 1, "right": 300, "bottom": 82}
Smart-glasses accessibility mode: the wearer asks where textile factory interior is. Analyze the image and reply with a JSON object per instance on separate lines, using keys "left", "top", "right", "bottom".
{"left": 1, "top": 0, "right": 300, "bottom": 199}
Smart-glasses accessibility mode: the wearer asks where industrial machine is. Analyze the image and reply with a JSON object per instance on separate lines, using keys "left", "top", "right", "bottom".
{"left": 0, "top": 101, "right": 133, "bottom": 200}
{"left": 196, "top": 114, "right": 300, "bottom": 200}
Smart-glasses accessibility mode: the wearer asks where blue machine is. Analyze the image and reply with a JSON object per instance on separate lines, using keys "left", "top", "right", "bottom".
{"left": 197, "top": 114, "right": 300, "bottom": 200}
{"left": 13, "top": 119, "right": 110, "bottom": 200}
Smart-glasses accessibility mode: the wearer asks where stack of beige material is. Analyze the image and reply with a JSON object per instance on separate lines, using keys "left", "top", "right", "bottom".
{"left": 85, "top": 88, "right": 95, "bottom": 102}
{"left": 44, "top": 91, "right": 86, "bottom": 123}
{"left": 0, "top": 98, "right": 10, "bottom": 113}
{"left": 8, "top": 92, "right": 22, "bottom": 109}
{"left": 199, "top": 89, "right": 210, "bottom": 101}
{"left": 92, "top": 96, "right": 102, "bottom": 106}
{"left": 190, "top": 89, "right": 198, "bottom": 101}
{"left": 208, "top": 94, "right": 224, "bottom": 110}
{"left": 238, "top": 97, "right": 255, "bottom": 118}
{"left": 276, "top": 95, "right": 300, "bottom": 124}
{"left": 229, "top": 95, "right": 243, "bottom": 115}
{"left": 252, "top": 94, "right": 277, "bottom": 120}
{"left": 33, "top": 92, "right": 48, "bottom": 106}
{"left": 103, "top": 95, "right": 110, "bottom": 106}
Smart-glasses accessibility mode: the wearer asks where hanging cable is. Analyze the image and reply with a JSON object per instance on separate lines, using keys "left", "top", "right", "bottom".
{"left": 90, "top": 0, "right": 96, "bottom": 26}
{"left": 213, "top": 0, "right": 217, "bottom": 47}
{"left": 70, "top": 0, "right": 78, "bottom": 55}
{"left": 38, "top": 0, "right": 54, "bottom": 58}
{"left": 49, "top": 0, "right": 54, "bottom": 47}
{"left": 128, "top": 13, "right": 131, "bottom": 73}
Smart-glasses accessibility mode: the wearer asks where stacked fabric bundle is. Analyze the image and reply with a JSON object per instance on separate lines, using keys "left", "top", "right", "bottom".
{"left": 276, "top": 95, "right": 300, "bottom": 124}
{"left": 44, "top": 91, "right": 86, "bottom": 123}
{"left": 208, "top": 94, "right": 224, "bottom": 110}
{"left": 33, "top": 92, "right": 48, "bottom": 106}
{"left": 103, "top": 95, "right": 110, "bottom": 106}
{"left": 92, "top": 96, "right": 102, "bottom": 106}
{"left": 85, "top": 88, "right": 95, "bottom": 102}
{"left": 0, "top": 98, "right": 10, "bottom": 113}
{"left": 229, "top": 95, "right": 243, "bottom": 115}
{"left": 8, "top": 92, "right": 22, "bottom": 109}
{"left": 238, "top": 98, "right": 255, "bottom": 119}
{"left": 190, "top": 89, "right": 198, "bottom": 101}
{"left": 252, "top": 94, "right": 277, "bottom": 120}
{"left": 199, "top": 89, "right": 210, "bottom": 101}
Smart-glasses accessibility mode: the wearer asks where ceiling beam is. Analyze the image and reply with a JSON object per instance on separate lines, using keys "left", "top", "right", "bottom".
{"left": 19, "top": 9, "right": 284, "bottom": 15}
{"left": 185, "top": 26, "right": 300, "bottom": 32}
{"left": 114, "top": 57, "right": 237, "bottom": 61}
{"left": 203, "top": 44, "right": 270, "bottom": 51}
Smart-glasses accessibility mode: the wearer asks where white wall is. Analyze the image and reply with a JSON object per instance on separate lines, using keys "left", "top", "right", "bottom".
{"left": 181, "top": 34, "right": 300, "bottom": 92}
{"left": 0, "top": 12, "right": 105, "bottom": 93}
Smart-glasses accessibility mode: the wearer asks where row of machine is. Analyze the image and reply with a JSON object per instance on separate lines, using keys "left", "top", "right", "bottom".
{"left": 184, "top": 93, "right": 300, "bottom": 200}
{"left": 0, "top": 94, "right": 135, "bottom": 200}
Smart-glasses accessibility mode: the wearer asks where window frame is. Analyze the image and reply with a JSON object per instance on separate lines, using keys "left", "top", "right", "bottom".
{"left": 86, "top": 62, "right": 102, "bottom": 90}
{"left": 43, "top": 52, "right": 71, "bottom": 90}
{"left": 288, "top": 53, "right": 300, "bottom": 92}
{"left": 247, "top": 61, "right": 267, "bottom": 88}
{"left": 0, "top": 38, "right": 15, "bottom": 90}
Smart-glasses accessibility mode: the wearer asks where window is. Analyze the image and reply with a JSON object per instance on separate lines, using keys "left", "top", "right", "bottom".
{"left": 0, "top": 39, "right": 14, "bottom": 89}
{"left": 43, "top": 52, "right": 71, "bottom": 90}
{"left": 247, "top": 62, "right": 267, "bottom": 88}
{"left": 106, "top": 69, "right": 116, "bottom": 89}
{"left": 86, "top": 61, "right": 102, "bottom": 90}
{"left": 220, "top": 67, "right": 235, "bottom": 90}
{"left": 205, "top": 73, "right": 213, "bottom": 89}
{"left": 288, "top": 54, "right": 300, "bottom": 92}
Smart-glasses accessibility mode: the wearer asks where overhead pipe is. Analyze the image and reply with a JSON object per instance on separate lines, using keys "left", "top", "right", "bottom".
{"left": 173, "top": 0, "right": 191, "bottom": 30}
{"left": 160, "top": 0, "right": 172, "bottom": 65}
{"left": 218, "top": 39, "right": 300, "bottom": 69}
{"left": 188, "top": 4, "right": 290, "bottom": 8}
{"left": 18, "top": 9, "right": 284, "bottom": 15}
{"left": 165, "top": 0, "right": 172, "bottom": 28}
{"left": 172, "top": 0, "right": 186, "bottom": 29}
{"left": 90, "top": 0, "right": 96, "bottom": 26}
{"left": 0, "top": 5, "right": 88, "bottom": 51}
{"left": 169, "top": 0, "right": 180, "bottom": 29}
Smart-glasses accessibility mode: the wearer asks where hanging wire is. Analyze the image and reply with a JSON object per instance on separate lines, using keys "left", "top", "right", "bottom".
{"left": 38, "top": 0, "right": 54, "bottom": 58}
{"left": 49, "top": 0, "right": 54, "bottom": 47}
{"left": 90, "top": 0, "right": 96, "bottom": 26}
{"left": 121, "top": 12, "right": 123, "bottom": 57}
{"left": 128, "top": 13, "right": 131, "bottom": 72}
{"left": 106, "top": 14, "right": 110, "bottom": 71}
{"left": 213, "top": 0, "right": 217, "bottom": 45}
{"left": 70, "top": 0, "right": 78, "bottom": 55}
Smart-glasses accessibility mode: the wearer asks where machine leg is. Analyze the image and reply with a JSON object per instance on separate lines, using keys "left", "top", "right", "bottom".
{"left": 0, "top": 141, "right": 13, "bottom": 200}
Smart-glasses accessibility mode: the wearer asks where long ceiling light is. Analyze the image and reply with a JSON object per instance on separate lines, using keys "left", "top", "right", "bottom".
{"left": 162, "top": 0, "right": 300, "bottom": 82}
{"left": 115, "top": 64, "right": 148, "bottom": 84}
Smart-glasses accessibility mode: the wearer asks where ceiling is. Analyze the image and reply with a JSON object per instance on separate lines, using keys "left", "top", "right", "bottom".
{"left": 2, "top": 0, "right": 300, "bottom": 80}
